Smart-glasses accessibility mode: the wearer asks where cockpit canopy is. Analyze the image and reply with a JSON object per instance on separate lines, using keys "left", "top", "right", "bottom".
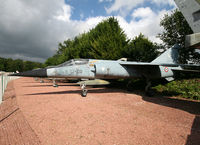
{"left": 57, "top": 59, "right": 89, "bottom": 67}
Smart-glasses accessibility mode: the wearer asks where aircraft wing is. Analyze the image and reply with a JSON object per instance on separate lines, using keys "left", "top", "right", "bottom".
{"left": 119, "top": 62, "right": 200, "bottom": 69}
{"left": 119, "top": 62, "right": 200, "bottom": 79}
{"left": 119, "top": 62, "right": 158, "bottom": 66}
{"left": 120, "top": 61, "right": 200, "bottom": 67}
{"left": 160, "top": 64, "right": 200, "bottom": 73}
{"left": 118, "top": 62, "right": 162, "bottom": 79}
{"left": 171, "top": 69, "right": 200, "bottom": 73}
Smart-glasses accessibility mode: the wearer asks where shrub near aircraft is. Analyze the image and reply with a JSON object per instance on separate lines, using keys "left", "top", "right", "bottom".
{"left": 10, "top": 45, "right": 200, "bottom": 97}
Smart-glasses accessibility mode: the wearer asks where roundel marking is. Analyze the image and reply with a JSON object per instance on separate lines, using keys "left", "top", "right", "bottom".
{"left": 164, "top": 67, "right": 169, "bottom": 72}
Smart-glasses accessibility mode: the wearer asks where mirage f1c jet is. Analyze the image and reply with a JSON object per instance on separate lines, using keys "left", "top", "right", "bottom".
{"left": 10, "top": 44, "right": 200, "bottom": 97}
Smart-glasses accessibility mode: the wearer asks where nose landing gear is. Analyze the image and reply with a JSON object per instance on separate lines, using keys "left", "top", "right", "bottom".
{"left": 80, "top": 83, "right": 88, "bottom": 97}
{"left": 53, "top": 79, "right": 58, "bottom": 87}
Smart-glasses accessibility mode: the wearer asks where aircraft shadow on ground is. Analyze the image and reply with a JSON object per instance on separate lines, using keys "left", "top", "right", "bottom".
{"left": 25, "top": 85, "right": 200, "bottom": 145}
{"left": 139, "top": 94, "right": 200, "bottom": 115}
{"left": 26, "top": 85, "right": 200, "bottom": 115}
{"left": 185, "top": 115, "right": 200, "bottom": 145}
{"left": 25, "top": 88, "right": 124, "bottom": 96}
{"left": 23, "top": 84, "right": 79, "bottom": 87}
{"left": 138, "top": 93, "right": 200, "bottom": 145}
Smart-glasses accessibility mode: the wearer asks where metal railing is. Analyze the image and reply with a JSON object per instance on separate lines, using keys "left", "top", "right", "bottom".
{"left": 0, "top": 72, "right": 19, "bottom": 104}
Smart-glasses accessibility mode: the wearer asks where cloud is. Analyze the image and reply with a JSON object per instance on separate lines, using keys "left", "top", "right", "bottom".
{"left": 132, "top": 7, "right": 154, "bottom": 19}
{"left": 55, "top": 5, "right": 71, "bottom": 22}
{"left": 105, "top": 0, "right": 176, "bottom": 16}
{"left": 116, "top": 7, "right": 172, "bottom": 43}
{"left": 151, "top": 0, "right": 176, "bottom": 6}
{"left": 80, "top": 13, "right": 84, "bottom": 20}
{"left": 0, "top": 0, "right": 73, "bottom": 62}
{"left": 99, "top": 0, "right": 113, "bottom": 3}
{"left": 0, "top": 0, "right": 174, "bottom": 63}
{"left": 106, "top": 0, "right": 145, "bottom": 16}
{"left": 0, "top": 0, "right": 103, "bottom": 62}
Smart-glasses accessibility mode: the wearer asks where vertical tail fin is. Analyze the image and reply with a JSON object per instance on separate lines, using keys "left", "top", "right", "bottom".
{"left": 151, "top": 44, "right": 180, "bottom": 64}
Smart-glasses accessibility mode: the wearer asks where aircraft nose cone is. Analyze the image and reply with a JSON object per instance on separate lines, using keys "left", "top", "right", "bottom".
{"left": 9, "top": 68, "right": 47, "bottom": 77}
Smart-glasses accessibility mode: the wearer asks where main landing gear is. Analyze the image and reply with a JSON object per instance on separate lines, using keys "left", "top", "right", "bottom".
{"left": 53, "top": 79, "right": 58, "bottom": 87}
{"left": 145, "top": 79, "right": 153, "bottom": 97}
{"left": 80, "top": 83, "right": 88, "bottom": 97}
{"left": 79, "top": 79, "right": 153, "bottom": 97}
{"left": 40, "top": 78, "right": 44, "bottom": 83}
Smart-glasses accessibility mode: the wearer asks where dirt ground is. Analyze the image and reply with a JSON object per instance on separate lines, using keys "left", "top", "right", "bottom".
{"left": 8, "top": 77, "right": 200, "bottom": 145}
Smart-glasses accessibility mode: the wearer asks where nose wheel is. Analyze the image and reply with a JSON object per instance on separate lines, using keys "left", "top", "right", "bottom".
{"left": 53, "top": 79, "right": 58, "bottom": 87}
{"left": 80, "top": 83, "right": 88, "bottom": 97}
{"left": 40, "top": 78, "right": 44, "bottom": 83}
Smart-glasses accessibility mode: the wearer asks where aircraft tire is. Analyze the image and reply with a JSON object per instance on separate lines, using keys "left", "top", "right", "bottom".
{"left": 81, "top": 89, "right": 88, "bottom": 97}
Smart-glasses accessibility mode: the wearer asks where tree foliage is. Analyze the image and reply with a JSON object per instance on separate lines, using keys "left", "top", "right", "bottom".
{"left": 0, "top": 57, "right": 43, "bottom": 72}
{"left": 158, "top": 9, "right": 200, "bottom": 63}
{"left": 124, "top": 34, "right": 159, "bottom": 62}
{"left": 88, "top": 17, "right": 128, "bottom": 60}
{"left": 45, "top": 17, "right": 159, "bottom": 66}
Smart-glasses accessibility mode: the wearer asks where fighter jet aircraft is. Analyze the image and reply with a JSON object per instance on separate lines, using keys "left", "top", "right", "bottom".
{"left": 8, "top": 0, "right": 200, "bottom": 97}
{"left": 9, "top": 44, "right": 200, "bottom": 97}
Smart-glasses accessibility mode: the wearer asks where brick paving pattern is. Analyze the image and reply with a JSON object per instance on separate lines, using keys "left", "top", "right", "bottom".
{"left": 0, "top": 77, "right": 200, "bottom": 145}
{"left": 0, "top": 81, "right": 40, "bottom": 145}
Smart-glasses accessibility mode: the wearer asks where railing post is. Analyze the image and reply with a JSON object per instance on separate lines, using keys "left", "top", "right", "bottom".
{"left": 3, "top": 74, "right": 5, "bottom": 95}
{"left": 0, "top": 75, "right": 3, "bottom": 104}
{"left": 0, "top": 73, "right": 18, "bottom": 104}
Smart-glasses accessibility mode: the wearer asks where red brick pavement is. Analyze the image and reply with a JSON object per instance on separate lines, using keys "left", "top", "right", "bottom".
{"left": 0, "top": 78, "right": 200, "bottom": 145}
{"left": 0, "top": 81, "right": 40, "bottom": 145}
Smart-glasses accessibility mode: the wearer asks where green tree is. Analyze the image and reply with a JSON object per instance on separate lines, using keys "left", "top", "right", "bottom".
{"left": 88, "top": 17, "right": 128, "bottom": 59}
{"left": 5, "top": 58, "right": 15, "bottom": 72}
{"left": 0, "top": 57, "right": 5, "bottom": 71}
{"left": 45, "top": 17, "right": 161, "bottom": 66}
{"left": 124, "top": 34, "right": 159, "bottom": 62}
{"left": 45, "top": 17, "right": 129, "bottom": 66}
{"left": 0, "top": 57, "right": 43, "bottom": 72}
{"left": 45, "top": 39, "right": 75, "bottom": 66}
{"left": 158, "top": 9, "right": 199, "bottom": 63}
{"left": 14, "top": 59, "right": 24, "bottom": 72}
{"left": 23, "top": 61, "right": 35, "bottom": 71}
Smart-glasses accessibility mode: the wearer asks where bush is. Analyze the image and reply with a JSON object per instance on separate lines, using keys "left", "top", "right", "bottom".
{"left": 153, "top": 79, "right": 200, "bottom": 100}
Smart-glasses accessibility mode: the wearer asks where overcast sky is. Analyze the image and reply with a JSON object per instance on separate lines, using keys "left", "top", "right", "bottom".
{"left": 0, "top": 0, "right": 176, "bottom": 62}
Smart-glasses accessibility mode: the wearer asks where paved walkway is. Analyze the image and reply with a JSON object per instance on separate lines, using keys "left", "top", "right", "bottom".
{"left": 0, "top": 77, "right": 200, "bottom": 145}
{"left": 0, "top": 81, "right": 40, "bottom": 145}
